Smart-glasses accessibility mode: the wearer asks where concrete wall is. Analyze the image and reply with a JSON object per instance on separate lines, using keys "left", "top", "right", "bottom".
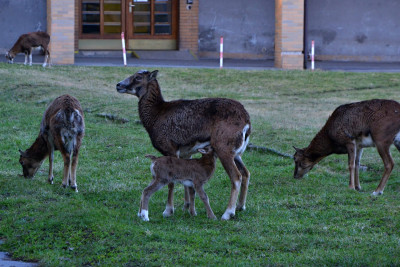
{"left": 0, "top": 0, "right": 47, "bottom": 53}
{"left": 306, "top": 0, "right": 400, "bottom": 62}
{"left": 199, "top": 0, "right": 275, "bottom": 59}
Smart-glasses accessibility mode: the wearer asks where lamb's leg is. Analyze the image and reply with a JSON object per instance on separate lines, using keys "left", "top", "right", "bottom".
{"left": 194, "top": 184, "right": 216, "bottom": 219}
{"left": 184, "top": 186, "right": 191, "bottom": 210}
{"left": 163, "top": 183, "right": 175, "bottom": 217}
{"left": 139, "top": 180, "right": 164, "bottom": 221}
{"left": 188, "top": 187, "right": 197, "bottom": 216}
{"left": 235, "top": 155, "right": 250, "bottom": 211}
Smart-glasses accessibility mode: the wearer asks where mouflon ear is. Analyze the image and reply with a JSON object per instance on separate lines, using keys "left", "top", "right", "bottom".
{"left": 19, "top": 149, "right": 29, "bottom": 158}
{"left": 293, "top": 146, "right": 303, "bottom": 154}
{"left": 149, "top": 70, "right": 159, "bottom": 81}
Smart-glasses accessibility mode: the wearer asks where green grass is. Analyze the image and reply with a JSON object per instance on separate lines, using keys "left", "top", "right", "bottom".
{"left": 1, "top": 63, "right": 400, "bottom": 266}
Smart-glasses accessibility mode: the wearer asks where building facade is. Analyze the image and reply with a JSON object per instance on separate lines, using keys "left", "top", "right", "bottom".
{"left": 1, "top": 0, "right": 399, "bottom": 69}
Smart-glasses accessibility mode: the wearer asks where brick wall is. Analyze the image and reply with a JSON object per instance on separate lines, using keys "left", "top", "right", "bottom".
{"left": 47, "top": 0, "right": 75, "bottom": 64}
{"left": 275, "top": 0, "right": 304, "bottom": 69}
{"left": 179, "top": 0, "right": 199, "bottom": 56}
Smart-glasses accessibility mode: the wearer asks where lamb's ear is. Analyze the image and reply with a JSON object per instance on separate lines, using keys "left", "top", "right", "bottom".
{"left": 198, "top": 148, "right": 207, "bottom": 154}
{"left": 198, "top": 145, "right": 212, "bottom": 154}
{"left": 149, "top": 70, "right": 158, "bottom": 81}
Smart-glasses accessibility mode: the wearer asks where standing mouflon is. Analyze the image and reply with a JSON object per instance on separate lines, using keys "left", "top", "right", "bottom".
{"left": 117, "top": 70, "right": 251, "bottom": 220}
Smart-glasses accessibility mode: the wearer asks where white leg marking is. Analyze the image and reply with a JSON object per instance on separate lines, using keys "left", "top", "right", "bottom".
{"left": 29, "top": 53, "right": 32, "bottom": 66}
{"left": 42, "top": 55, "right": 48, "bottom": 67}
{"left": 139, "top": 210, "right": 149, "bottom": 221}
{"left": 222, "top": 207, "right": 236, "bottom": 220}
{"left": 163, "top": 204, "right": 174, "bottom": 217}
{"left": 372, "top": 191, "right": 383, "bottom": 196}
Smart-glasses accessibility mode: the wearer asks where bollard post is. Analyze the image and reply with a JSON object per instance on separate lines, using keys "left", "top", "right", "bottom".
{"left": 121, "top": 32, "right": 127, "bottom": 67}
{"left": 311, "top": 40, "right": 315, "bottom": 71}
{"left": 220, "top": 36, "right": 223, "bottom": 69}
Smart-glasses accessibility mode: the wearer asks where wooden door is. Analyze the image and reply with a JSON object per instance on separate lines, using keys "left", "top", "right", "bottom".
{"left": 79, "top": 0, "right": 177, "bottom": 50}
{"left": 125, "top": 0, "right": 177, "bottom": 50}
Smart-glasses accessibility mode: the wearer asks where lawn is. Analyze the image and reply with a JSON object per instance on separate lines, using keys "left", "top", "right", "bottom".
{"left": 0, "top": 63, "right": 400, "bottom": 266}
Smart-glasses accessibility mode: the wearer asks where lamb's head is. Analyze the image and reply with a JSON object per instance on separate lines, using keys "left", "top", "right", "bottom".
{"left": 5, "top": 51, "right": 15, "bottom": 64}
{"left": 198, "top": 146, "right": 217, "bottom": 161}
{"left": 116, "top": 70, "right": 158, "bottom": 98}
{"left": 19, "top": 150, "right": 43, "bottom": 178}
{"left": 293, "top": 147, "right": 315, "bottom": 179}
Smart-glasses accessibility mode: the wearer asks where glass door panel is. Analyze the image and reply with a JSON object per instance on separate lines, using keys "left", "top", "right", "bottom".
{"left": 80, "top": 0, "right": 122, "bottom": 37}
{"left": 154, "top": 1, "right": 171, "bottom": 35}
{"left": 133, "top": 1, "right": 151, "bottom": 34}
{"left": 130, "top": 0, "right": 174, "bottom": 37}
{"left": 104, "top": 0, "right": 122, "bottom": 34}
{"left": 82, "top": 0, "right": 100, "bottom": 34}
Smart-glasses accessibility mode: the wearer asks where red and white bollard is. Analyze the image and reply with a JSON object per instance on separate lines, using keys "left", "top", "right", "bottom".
{"left": 220, "top": 36, "right": 223, "bottom": 69}
{"left": 121, "top": 32, "right": 127, "bottom": 67}
{"left": 311, "top": 40, "right": 315, "bottom": 71}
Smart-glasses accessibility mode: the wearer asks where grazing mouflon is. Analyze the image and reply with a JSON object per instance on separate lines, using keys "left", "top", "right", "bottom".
{"left": 6, "top": 31, "right": 50, "bottom": 67}
{"left": 293, "top": 99, "right": 400, "bottom": 195}
{"left": 19, "top": 94, "right": 85, "bottom": 191}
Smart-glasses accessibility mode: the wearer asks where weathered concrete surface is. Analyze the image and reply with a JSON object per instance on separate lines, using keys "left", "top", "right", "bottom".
{"left": 0, "top": 0, "right": 47, "bottom": 54}
{"left": 0, "top": 252, "right": 38, "bottom": 267}
{"left": 199, "top": 0, "right": 275, "bottom": 59}
{"left": 0, "top": 240, "right": 37, "bottom": 267}
{"left": 306, "top": 0, "right": 400, "bottom": 62}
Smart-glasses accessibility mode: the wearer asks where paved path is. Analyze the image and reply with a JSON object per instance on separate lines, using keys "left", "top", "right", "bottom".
{"left": 0, "top": 252, "right": 37, "bottom": 267}
{"left": 0, "top": 241, "right": 37, "bottom": 267}
{"left": 3, "top": 54, "right": 400, "bottom": 72}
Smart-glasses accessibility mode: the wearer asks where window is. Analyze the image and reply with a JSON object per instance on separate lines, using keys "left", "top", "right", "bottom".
{"left": 81, "top": 0, "right": 122, "bottom": 37}
{"left": 133, "top": 0, "right": 172, "bottom": 36}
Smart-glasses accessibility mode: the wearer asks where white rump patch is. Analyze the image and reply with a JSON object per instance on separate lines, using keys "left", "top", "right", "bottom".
{"left": 234, "top": 124, "right": 250, "bottom": 155}
{"left": 358, "top": 134, "right": 374, "bottom": 148}
{"left": 394, "top": 131, "right": 400, "bottom": 147}
{"left": 180, "top": 180, "right": 194, "bottom": 187}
